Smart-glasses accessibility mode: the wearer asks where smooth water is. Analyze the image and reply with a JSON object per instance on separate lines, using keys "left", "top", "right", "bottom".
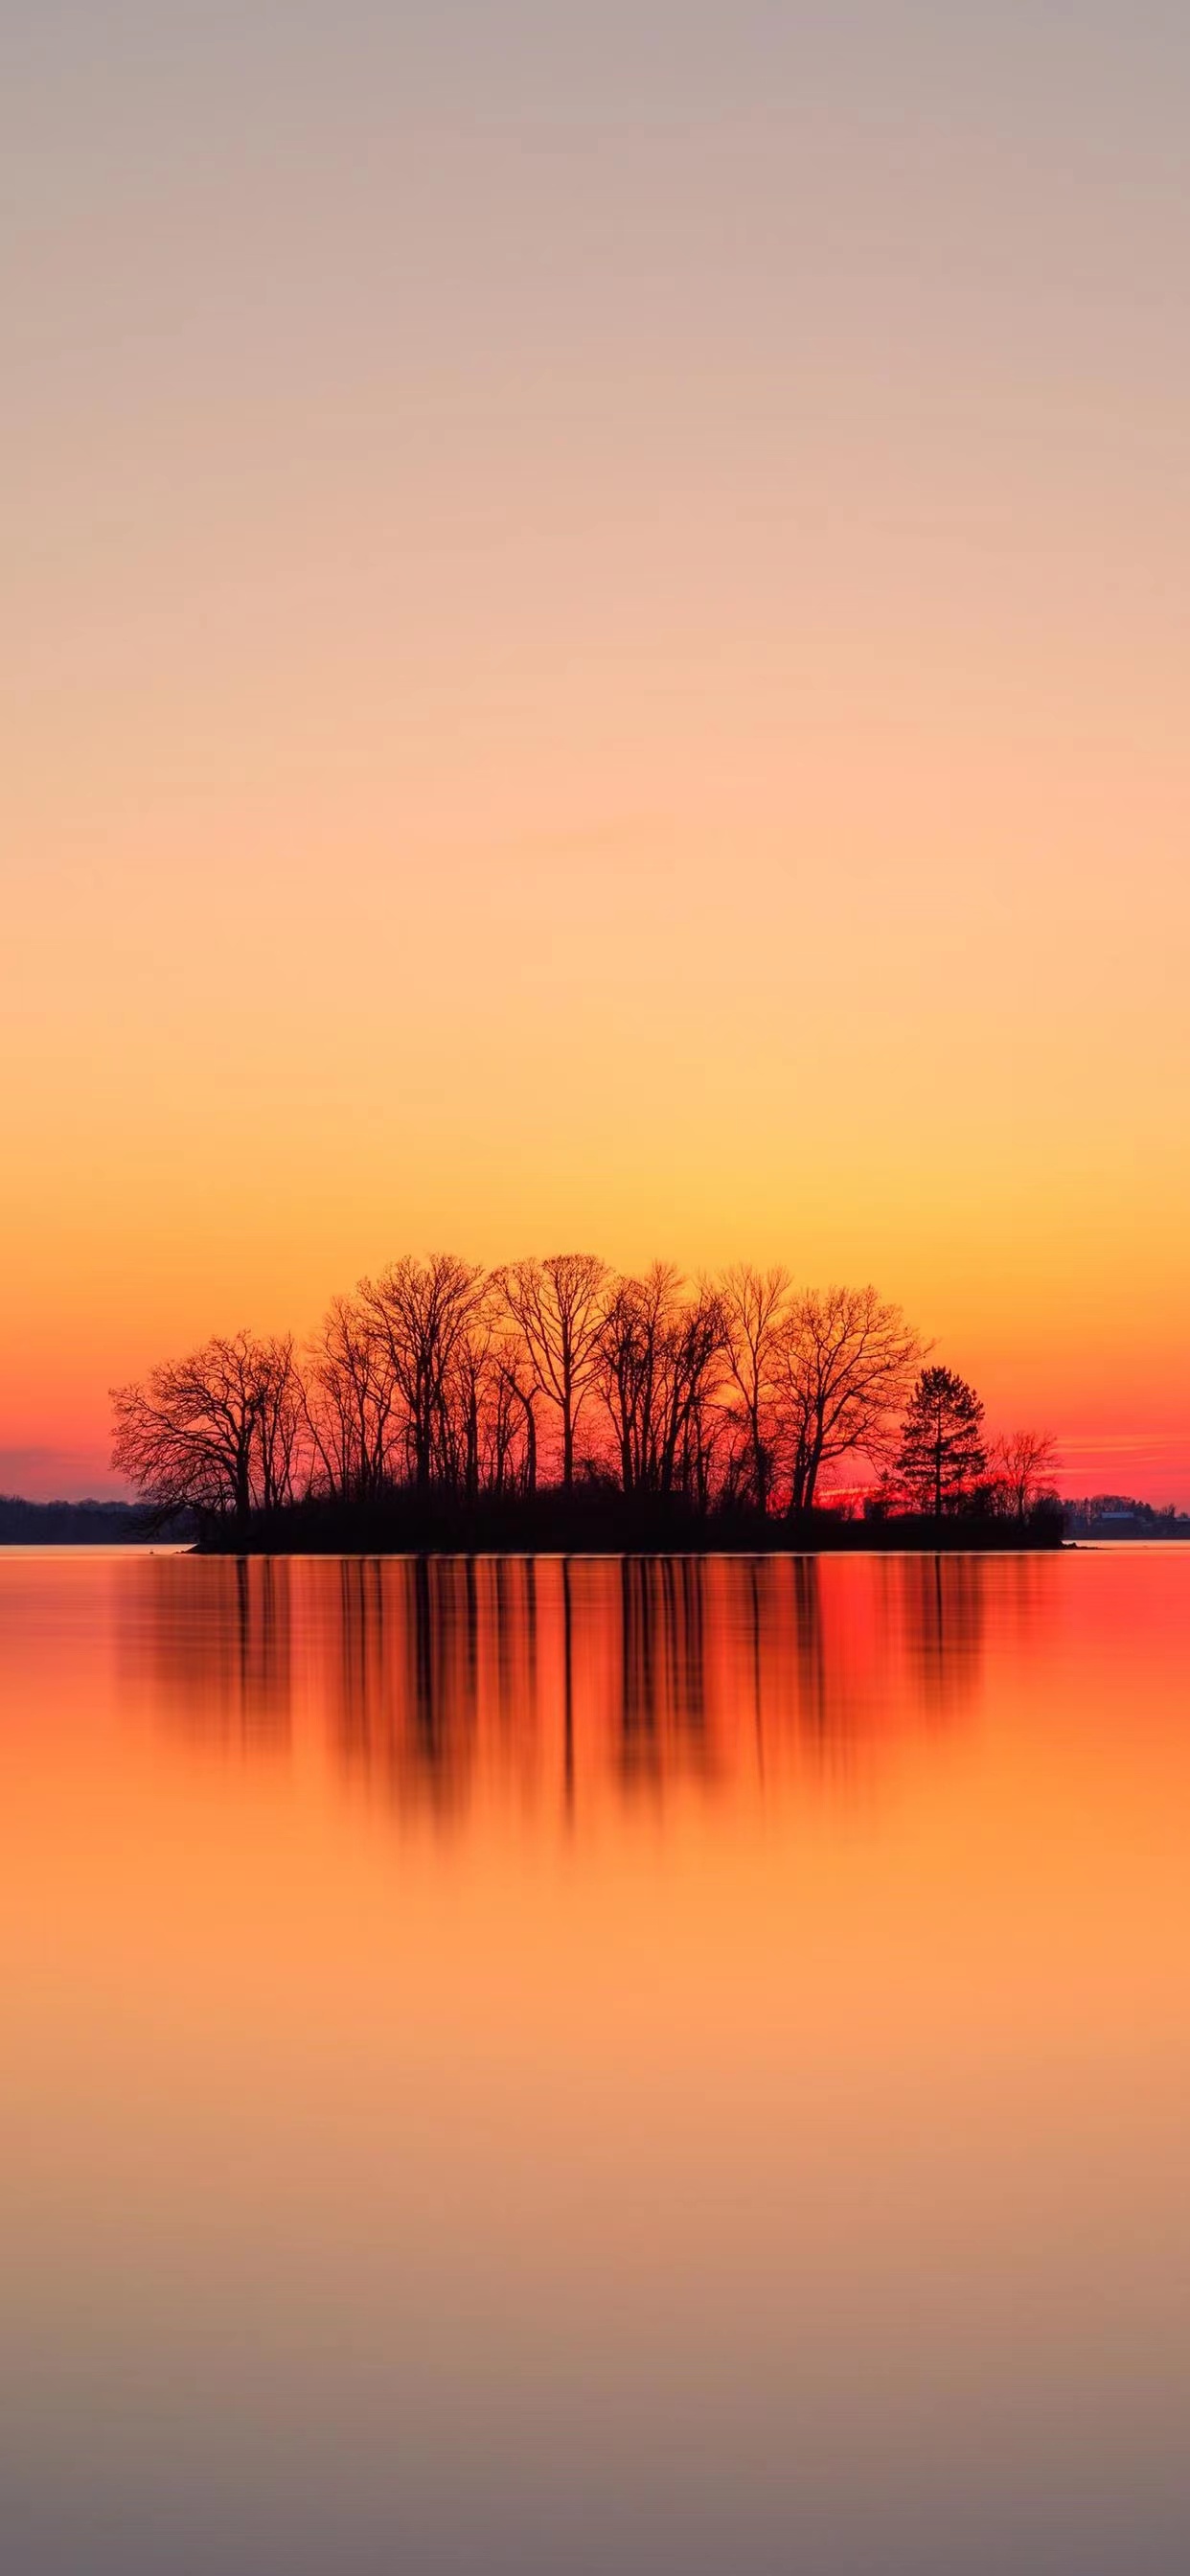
{"left": 2, "top": 1548, "right": 1188, "bottom": 2576}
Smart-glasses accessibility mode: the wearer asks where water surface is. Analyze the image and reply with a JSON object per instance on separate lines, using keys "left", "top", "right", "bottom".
{"left": 2, "top": 1549, "right": 1188, "bottom": 2574}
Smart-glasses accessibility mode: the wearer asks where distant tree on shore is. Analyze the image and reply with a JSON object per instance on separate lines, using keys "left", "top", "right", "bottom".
{"left": 991, "top": 1428, "right": 1059, "bottom": 1520}
{"left": 1064, "top": 1492, "right": 1189, "bottom": 1529}
{"left": 895, "top": 1366, "right": 987, "bottom": 1516}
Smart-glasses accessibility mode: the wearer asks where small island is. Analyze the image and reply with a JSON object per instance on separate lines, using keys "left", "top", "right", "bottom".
{"left": 108, "top": 1251, "right": 1069, "bottom": 1552}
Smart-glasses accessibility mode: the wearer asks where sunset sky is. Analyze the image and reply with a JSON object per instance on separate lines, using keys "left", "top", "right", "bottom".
{"left": 4, "top": 1, "right": 1188, "bottom": 1500}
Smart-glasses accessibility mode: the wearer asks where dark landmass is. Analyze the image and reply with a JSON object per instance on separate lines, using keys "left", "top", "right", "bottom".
{"left": 12, "top": 1488, "right": 1185, "bottom": 1554}
{"left": 192, "top": 1491, "right": 1066, "bottom": 1555}
{"left": 7, "top": 1487, "right": 1185, "bottom": 1552}
{"left": 0, "top": 1495, "right": 192, "bottom": 1545}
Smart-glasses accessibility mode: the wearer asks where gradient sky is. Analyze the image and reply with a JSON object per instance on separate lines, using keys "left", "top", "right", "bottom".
{"left": 4, "top": 0, "right": 1189, "bottom": 1498}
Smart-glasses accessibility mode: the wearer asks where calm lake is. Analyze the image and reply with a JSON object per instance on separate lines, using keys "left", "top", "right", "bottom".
{"left": 2, "top": 1548, "right": 1188, "bottom": 2575}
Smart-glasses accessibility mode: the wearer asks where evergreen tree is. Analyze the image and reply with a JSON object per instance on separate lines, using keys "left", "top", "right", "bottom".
{"left": 895, "top": 1366, "right": 987, "bottom": 1516}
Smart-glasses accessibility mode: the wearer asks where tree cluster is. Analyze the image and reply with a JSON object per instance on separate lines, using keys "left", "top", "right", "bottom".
{"left": 879, "top": 1373, "right": 1058, "bottom": 1522}
{"left": 109, "top": 1254, "right": 1055, "bottom": 1535}
{"left": 1064, "top": 1493, "right": 1190, "bottom": 1538}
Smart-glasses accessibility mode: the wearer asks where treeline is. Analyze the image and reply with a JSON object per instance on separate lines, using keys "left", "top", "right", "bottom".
{"left": 0, "top": 1494, "right": 174, "bottom": 1546}
{"left": 1064, "top": 1495, "right": 1190, "bottom": 1540}
{"left": 110, "top": 1254, "right": 1062, "bottom": 1545}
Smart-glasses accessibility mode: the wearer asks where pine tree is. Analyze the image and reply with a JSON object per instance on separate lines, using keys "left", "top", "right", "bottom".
{"left": 895, "top": 1366, "right": 987, "bottom": 1516}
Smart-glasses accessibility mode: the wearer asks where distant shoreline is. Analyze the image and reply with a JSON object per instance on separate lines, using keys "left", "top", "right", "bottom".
{"left": 11, "top": 1498, "right": 1190, "bottom": 1553}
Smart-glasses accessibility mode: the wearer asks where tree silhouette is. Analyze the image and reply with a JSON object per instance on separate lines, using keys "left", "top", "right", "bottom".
{"left": 360, "top": 1254, "right": 485, "bottom": 1495}
{"left": 111, "top": 1331, "right": 303, "bottom": 1527}
{"left": 595, "top": 1265, "right": 726, "bottom": 1499}
{"left": 991, "top": 1428, "right": 1059, "bottom": 1520}
{"left": 106, "top": 1256, "right": 1064, "bottom": 1548}
{"left": 778, "top": 1286, "right": 921, "bottom": 1511}
{"left": 721, "top": 1263, "right": 790, "bottom": 1510}
{"left": 303, "top": 1293, "right": 396, "bottom": 1502}
{"left": 496, "top": 1254, "right": 609, "bottom": 1491}
{"left": 895, "top": 1366, "right": 987, "bottom": 1517}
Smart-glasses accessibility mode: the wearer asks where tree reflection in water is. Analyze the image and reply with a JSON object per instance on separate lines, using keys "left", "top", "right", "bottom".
{"left": 118, "top": 1552, "right": 294, "bottom": 1751}
{"left": 118, "top": 1552, "right": 1015, "bottom": 1827}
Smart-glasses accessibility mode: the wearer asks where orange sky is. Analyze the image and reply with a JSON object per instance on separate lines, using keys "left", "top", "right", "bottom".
{"left": 4, "top": 2, "right": 1188, "bottom": 1499}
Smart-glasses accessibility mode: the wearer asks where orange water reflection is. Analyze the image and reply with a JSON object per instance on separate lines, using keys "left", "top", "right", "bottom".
{"left": 2, "top": 1548, "right": 1189, "bottom": 2576}
{"left": 106, "top": 1552, "right": 1008, "bottom": 1821}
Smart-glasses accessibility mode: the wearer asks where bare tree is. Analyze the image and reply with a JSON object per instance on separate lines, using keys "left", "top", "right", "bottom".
{"left": 443, "top": 1308, "right": 488, "bottom": 1504}
{"left": 304, "top": 1293, "right": 396, "bottom": 1501}
{"left": 254, "top": 1334, "right": 308, "bottom": 1509}
{"left": 597, "top": 1265, "right": 673, "bottom": 1496}
{"left": 497, "top": 1254, "right": 609, "bottom": 1490}
{"left": 596, "top": 1266, "right": 726, "bottom": 1498}
{"left": 441, "top": 1291, "right": 529, "bottom": 1504}
{"left": 360, "top": 1254, "right": 486, "bottom": 1494}
{"left": 479, "top": 1332, "right": 535, "bottom": 1497}
{"left": 777, "top": 1286, "right": 922, "bottom": 1512}
{"left": 665, "top": 1279, "right": 729, "bottom": 1504}
{"left": 493, "top": 1339, "right": 538, "bottom": 1495}
{"left": 721, "top": 1262, "right": 791, "bottom": 1511}
{"left": 991, "top": 1429, "right": 1059, "bottom": 1520}
{"left": 111, "top": 1330, "right": 305, "bottom": 1528}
